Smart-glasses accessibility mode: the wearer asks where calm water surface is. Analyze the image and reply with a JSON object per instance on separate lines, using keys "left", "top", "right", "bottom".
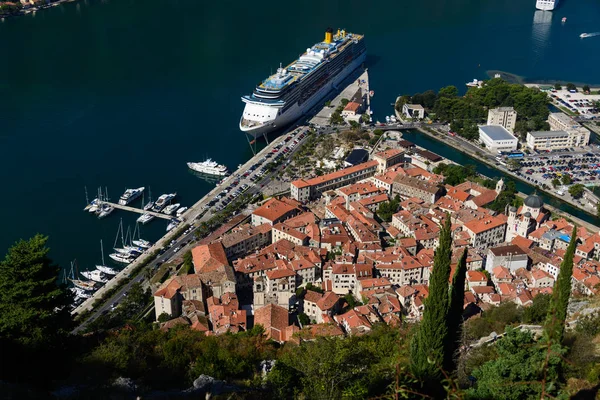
{"left": 0, "top": 0, "right": 599, "bottom": 271}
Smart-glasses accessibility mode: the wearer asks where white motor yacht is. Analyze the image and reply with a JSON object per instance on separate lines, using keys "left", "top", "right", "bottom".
{"left": 163, "top": 203, "right": 180, "bottom": 215}
{"left": 176, "top": 207, "right": 188, "bottom": 217}
{"left": 81, "top": 270, "right": 108, "bottom": 283}
{"left": 137, "top": 213, "right": 155, "bottom": 224}
{"left": 118, "top": 187, "right": 145, "bottom": 205}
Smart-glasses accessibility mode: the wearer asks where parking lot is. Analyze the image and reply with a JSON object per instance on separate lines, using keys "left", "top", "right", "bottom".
{"left": 517, "top": 152, "right": 600, "bottom": 188}
{"left": 203, "top": 129, "right": 308, "bottom": 214}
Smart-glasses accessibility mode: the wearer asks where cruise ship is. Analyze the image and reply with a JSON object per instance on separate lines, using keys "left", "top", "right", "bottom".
{"left": 240, "top": 28, "right": 366, "bottom": 138}
{"left": 187, "top": 159, "right": 228, "bottom": 176}
{"left": 118, "top": 187, "right": 145, "bottom": 205}
{"left": 536, "top": 0, "right": 558, "bottom": 11}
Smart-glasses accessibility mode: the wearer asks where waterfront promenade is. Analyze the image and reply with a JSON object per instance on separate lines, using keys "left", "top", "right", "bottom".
{"left": 72, "top": 126, "right": 311, "bottom": 318}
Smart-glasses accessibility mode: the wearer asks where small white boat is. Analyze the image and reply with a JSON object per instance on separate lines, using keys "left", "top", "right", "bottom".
{"left": 97, "top": 203, "right": 114, "bottom": 219}
{"left": 109, "top": 253, "right": 133, "bottom": 264}
{"left": 137, "top": 213, "right": 155, "bottom": 224}
{"left": 88, "top": 200, "right": 100, "bottom": 213}
{"left": 176, "top": 206, "right": 188, "bottom": 217}
{"left": 70, "top": 287, "right": 91, "bottom": 299}
{"left": 166, "top": 219, "right": 180, "bottom": 232}
{"left": 96, "top": 264, "right": 117, "bottom": 275}
{"left": 385, "top": 116, "right": 390, "bottom": 123}
{"left": 81, "top": 270, "right": 108, "bottom": 283}
{"left": 132, "top": 238, "right": 152, "bottom": 249}
{"left": 163, "top": 203, "right": 180, "bottom": 215}
{"left": 187, "top": 159, "right": 228, "bottom": 176}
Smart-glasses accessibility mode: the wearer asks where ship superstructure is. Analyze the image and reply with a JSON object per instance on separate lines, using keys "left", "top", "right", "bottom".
{"left": 240, "top": 28, "right": 366, "bottom": 138}
{"left": 536, "top": 0, "right": 558, "bottom": 11}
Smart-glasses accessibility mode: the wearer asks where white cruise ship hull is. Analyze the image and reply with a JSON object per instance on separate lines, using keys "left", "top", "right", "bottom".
{"left": 240, "top": 52, "right": 367, "bottom": 138}
{"left": 536, "top": 0, "right": 558, "bottom": 11}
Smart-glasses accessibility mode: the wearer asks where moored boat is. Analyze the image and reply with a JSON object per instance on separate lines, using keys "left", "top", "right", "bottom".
{"left": 187, "top": 159, "right": 229, "bottom": 176}
{"left": 163, "top": 203, "right": 180, "bottom": 215}
{"left": 118, "top": 187, "right": 145, "bottom": 205}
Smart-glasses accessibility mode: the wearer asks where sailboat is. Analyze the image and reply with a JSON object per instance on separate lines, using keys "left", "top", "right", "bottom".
{"left": 143, "top": 187, "right": 154, "bottom": 211}
{"left": 109, "top": 219, "right": 135, "bottom": 264}
{"left": 132, "top": 223, "right": 153, "bottom": 249}
{"left": 96, "top": 240, "right": 118, "bottom": 275}
{"left": 68, "top": 260, "right": 97, "bottom": 291}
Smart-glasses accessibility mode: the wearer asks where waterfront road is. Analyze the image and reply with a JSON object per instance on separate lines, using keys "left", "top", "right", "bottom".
{"left": 73, "top": 127, "right": 310, "bottom": 333}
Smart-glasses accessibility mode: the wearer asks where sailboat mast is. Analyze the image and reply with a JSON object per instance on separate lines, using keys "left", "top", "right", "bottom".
{"left": 85, "top": 186, "right": 89, "bottom": 205}
{"left": 120, "top": 219, "right": 125, "bottom": 248}
{"left": 100, "top": 240, "right": 105, "bottom": 265}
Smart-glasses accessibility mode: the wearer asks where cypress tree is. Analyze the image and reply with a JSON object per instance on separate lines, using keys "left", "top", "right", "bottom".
{"left": 410, "top": 216, "right": 453, "bottom": 381}
{"left": 444, "top": 247, "right": 468, "bottom": 372}
{"left": 544, "top": 226, "right": 577, "bottom": 344}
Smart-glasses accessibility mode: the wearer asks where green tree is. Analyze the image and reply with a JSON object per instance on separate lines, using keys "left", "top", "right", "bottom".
{"left": 568, "top": 184, "right": 585, "bottom": 199}
{"left": 410, "top": 217, "right": 452, "bottom": 384}
{"left": 158, "top": 312, "right": 171, "bottom": 323}
{"left": 554, "top": 83, "right": 562, "bottom": 90}
{"left": 507, "top": 159, "right": 521, "bottom": 171}
{"left": 0, "top": 235, "right": 73, "bottom": 385}
{"left": 551, "top": 178, "right": 561, "bottom": 188}
{"left": 376, "top": 195, "right": 400, "bottom": 222}
{"left": 361, "top": 113, "right": 371, "bottom": 123}
{"left": 298, "top": 312, "right": 310, "bottom": 326}
{"left": 445, "top": 247, "right": 468, "bottom": 371}
{"left": 544, "top": 226, "right": 577, "bottom": 344}
{"left": 582, "top": 84, "right": 590, "bottom": 93}
{"left": 468, "top": 328, "right": 567, "bottom": 399}
{"left": 438, "top": 85, "right": 459, "bottom": 98}
{"left": 566, "top": 83, "right": 576, "bottom": 91}
{"left": 340, "top": 98, "right": 349, "bottom": 106}
{"left": 561, "top": 174, "right": 572, "bottom": 185}
{"left": 182, "top": 250, "right": 194, "bottom": 274}
{"left": 522, "top": 293, "right": 552, "bottom": 323}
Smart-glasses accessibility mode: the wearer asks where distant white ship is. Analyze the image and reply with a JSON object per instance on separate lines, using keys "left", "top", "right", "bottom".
{"left": 187, "top": 159, "right": 229, "bottom": 176}
{"left": 536, "top": 0, "right": 558, "bottom": 11}
{"left": 118, "top": 187, "right": 145, "bottom": 205}
{"left": 579, "top": 32, "right": 599, "bottom": 38}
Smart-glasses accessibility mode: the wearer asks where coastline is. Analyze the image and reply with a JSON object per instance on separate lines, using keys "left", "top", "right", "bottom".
{"left": 0, "top": 0, "right": 77, "bottom": 19}
{"left": 487, "top": 70, "right": 600, "bottom": 88}
{"left": 414, "top": 125, "right": 600, "bottom": 223}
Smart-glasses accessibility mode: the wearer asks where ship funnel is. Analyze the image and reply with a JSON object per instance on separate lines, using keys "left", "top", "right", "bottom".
{"left": 324, "top": 27, "right": 333, "bottom": 44}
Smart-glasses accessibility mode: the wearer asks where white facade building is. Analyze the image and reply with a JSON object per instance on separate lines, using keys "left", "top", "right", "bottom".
{"left": 479, "top": 125, "right": 518, "bottom": 153}
{"left": 548, "top": 113, "right": 590, "bottom": 147}
{"left": 526, "top": 131, "right": 570, "bottom": 151}
{"left": 487, "top": 107, "right": 517, "bottom": 132}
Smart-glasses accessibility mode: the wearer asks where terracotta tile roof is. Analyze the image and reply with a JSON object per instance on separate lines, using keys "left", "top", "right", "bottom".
{"left": 467, "top": 270, "right": 488, "bottom": 282}
{"left": 471, "top": 286, "right": 495, "bottom": 295}
{"left": 305, "top": 323, "right": 344, "bottom": 338}
{"left": 284, "top": 212, "right": 317, "bottom": 229}
{"left": 375, "top": 148, "right": 403, "bottom": 160}
{"left": 344, "top": 101, "right": 360, "bottom": 112}
{"left": 394, "top": 174, "right": 441, "bottom": 195}
{"left": 266, "top": 268, "right": 295, "bottom": 280}
{"left": 338, "top": 181, "right": 382, "bottom": 197}
{"left": 511, "top": 235, "right": 534, "bottom": 251}
{"left": 396, "top": 285, "right": 417, "bottom": 298}
{"left": 253, "top": 198, "right": 297, "bottom": 223}
{"left": 299, "top": 160, "right": 379, "bottom": 187}
{"left": 304, "top": 290, "right": 323, "bottom": 304}
{"left": 397, "top": 237, "right": 417, "bottom": 248}
{"left": 445, "top": 186, "right": 470, "bottom": 202}
{"left": 192, "top": 242, "right": 229, "bottom": 273}
{"left": 359, "top": 277, "right": 392, "bottom": 290}
{"left": 154, "top": 278, "right": 183, "bottom": 299}
{"left": 220, "top": 223, "right": 271, "bottom": 248}
{"left": 254, "top": 304, "right": 290, "bottom": 343}
{"left": 316, "top": 291, "right": 339, "bottom": 311}
{"left": 464, "top": 216, "right": 506, "bottom": 235}
{"left": 493, "top": 266, "right": 512, "bottom": 280}
{"left": 273, "top": 223, "right": 309, "bottom": 242}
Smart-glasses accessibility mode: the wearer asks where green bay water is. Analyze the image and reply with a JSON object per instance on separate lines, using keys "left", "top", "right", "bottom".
{"left": 0, "top": 0, "right": 599, "bottom": 272}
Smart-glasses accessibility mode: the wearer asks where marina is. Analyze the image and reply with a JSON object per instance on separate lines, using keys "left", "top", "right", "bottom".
{"left": 86, "top": 201, "right": 173, "bottom": 220}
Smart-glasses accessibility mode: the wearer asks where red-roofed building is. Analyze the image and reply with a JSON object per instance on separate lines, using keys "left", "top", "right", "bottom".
{"left": 192, "top": 242, "right": 229, "bottom": 273}
{"left": 373, "top": 148, "right": 405, "bottom": 173}
{"left": 251, "top": 197, "right": 299, "bottom": 226}
{"left": 302, "top": 290, "right": 340, "bottom": 324}
{"left": 254, "top": 303, "right": 292, "bottom": 343}
{"left": 291, "top": 161, "right": 379, "bottom": 202}
{"left": 467, "top": 270, "right": 489, "bottom": 289}
{"left": 463, "top": 216, "right": 507, "bottom": 249}
{"left": 334, "top": 309, "right": 372, "bottom": 335}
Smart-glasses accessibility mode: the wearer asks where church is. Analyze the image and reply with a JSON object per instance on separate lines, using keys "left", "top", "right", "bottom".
{"left": 506, "top": 193, "right": 550, "bottom": 242}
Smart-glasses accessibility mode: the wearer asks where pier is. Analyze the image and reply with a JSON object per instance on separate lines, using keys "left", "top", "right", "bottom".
{"left": 102, "top": 202, "right": 173, "bottom": 220}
